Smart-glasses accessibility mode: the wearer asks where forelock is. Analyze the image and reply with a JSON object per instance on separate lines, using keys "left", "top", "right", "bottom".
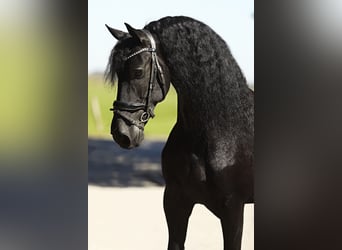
{"left": 105, "top": 38, "right": 138, "bottom": 85}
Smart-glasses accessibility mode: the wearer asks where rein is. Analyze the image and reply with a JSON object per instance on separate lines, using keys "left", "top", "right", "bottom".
{"left": 110, "top": 29, "right": 166, "bottom": 129}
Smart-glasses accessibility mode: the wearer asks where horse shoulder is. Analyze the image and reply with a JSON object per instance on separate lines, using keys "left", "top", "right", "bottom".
{"left": 204, "top": 140, "right": 254, "bottom": 203}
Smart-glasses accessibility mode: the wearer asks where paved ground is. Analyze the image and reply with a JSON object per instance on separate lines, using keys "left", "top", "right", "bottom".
{"left": 88, "top": 137, "right": 165, "bottom": 187}
{"left": 88, "top": 138, "right": 254, "bottom": 250}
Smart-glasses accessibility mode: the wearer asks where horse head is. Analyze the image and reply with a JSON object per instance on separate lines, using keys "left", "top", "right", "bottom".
{"left": 105, "top": 23, "right": 171, "bottom": 149}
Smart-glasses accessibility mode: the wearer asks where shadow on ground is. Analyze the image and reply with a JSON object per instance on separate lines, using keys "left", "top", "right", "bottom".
{"left": 88, "top": 138, "right": 166, "bottom": 187}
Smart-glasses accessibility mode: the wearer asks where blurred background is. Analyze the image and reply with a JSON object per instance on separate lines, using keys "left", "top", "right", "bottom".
{"left": 0, "top": 1, "right": 87, "bottom": 250}
{"left": 2, "top": 0, "right": 342, "bottom": 249}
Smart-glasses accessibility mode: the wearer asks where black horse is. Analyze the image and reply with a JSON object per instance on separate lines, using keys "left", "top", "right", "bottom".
{"left": 105, "top": 16, "right": 253, "bottom": 250}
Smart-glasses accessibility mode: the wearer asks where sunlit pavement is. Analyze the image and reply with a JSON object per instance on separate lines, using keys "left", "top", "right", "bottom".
{"left": 88, "top": 186, "right": 254, "bottom": 250}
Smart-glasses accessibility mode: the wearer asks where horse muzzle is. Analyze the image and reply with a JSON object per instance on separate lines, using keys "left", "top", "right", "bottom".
{"left": 111, "top": 117, "right": 144, "bottom": 149}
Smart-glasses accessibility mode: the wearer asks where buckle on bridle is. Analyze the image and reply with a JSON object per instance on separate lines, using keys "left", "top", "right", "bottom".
{"left": 140, "top": 107, "right": 155, "bottom": 122}
{"left": 140, "top": 112, "right": 150, "bottom": 123}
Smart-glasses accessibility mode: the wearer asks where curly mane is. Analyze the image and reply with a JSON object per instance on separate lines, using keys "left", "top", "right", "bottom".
{"left": 145, "top": 16, "right": 253, "bottom": 137}
{"left": 105, "top": 37, "right": 140, "bottom": 84}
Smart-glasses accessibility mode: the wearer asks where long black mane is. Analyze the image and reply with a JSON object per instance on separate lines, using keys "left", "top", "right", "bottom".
{"left": 145, "top": 17, "right": 253, "bottom": 148}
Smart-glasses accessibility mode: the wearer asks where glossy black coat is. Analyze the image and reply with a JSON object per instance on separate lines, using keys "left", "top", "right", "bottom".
{"left": 106, "top": 16, "right": 254, "bottom": 250}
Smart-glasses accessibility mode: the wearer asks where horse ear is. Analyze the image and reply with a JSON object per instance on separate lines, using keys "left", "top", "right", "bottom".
{"left": 105, "top": 24, "right": 130, "bottom": 40}
{"left": 124, "top": 23, "right": 148, "bottom": 44}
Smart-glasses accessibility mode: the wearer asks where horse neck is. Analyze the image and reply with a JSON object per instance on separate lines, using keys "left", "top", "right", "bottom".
{"left": 146, "top": 17, "right": 253, "bottom": 136}
{"left": 147, "top": 17, "right": 245, "bottom": 75}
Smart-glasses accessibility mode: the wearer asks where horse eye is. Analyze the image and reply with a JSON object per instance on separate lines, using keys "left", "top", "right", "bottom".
{"left": 134, "top": 69, "right": 144, "bottom": 79}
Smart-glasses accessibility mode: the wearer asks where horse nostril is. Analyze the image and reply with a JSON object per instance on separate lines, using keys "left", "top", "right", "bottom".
{"left": 112, "top": 130, "right": 131, "bottom": 149}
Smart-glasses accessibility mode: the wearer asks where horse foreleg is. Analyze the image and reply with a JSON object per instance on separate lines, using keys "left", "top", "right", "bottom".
{"left": 220, "top": 195, "right": 244, "bottom": 250}
{"left": 163, "top": 185, "right": 194, "bottom": 250}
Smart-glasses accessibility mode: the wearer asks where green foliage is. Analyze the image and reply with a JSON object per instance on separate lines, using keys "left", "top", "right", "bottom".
{"left": 88, "top": 74, "right": 177, "bottom": 139}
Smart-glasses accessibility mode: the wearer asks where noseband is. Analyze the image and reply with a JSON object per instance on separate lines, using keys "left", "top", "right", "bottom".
{"left": 110, "top": 29, "right": 166, "bottom": 130}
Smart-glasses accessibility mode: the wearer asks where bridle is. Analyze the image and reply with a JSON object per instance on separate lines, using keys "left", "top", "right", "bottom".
{"left": 110, "top": 29, "right": 166, "bottom": 130}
